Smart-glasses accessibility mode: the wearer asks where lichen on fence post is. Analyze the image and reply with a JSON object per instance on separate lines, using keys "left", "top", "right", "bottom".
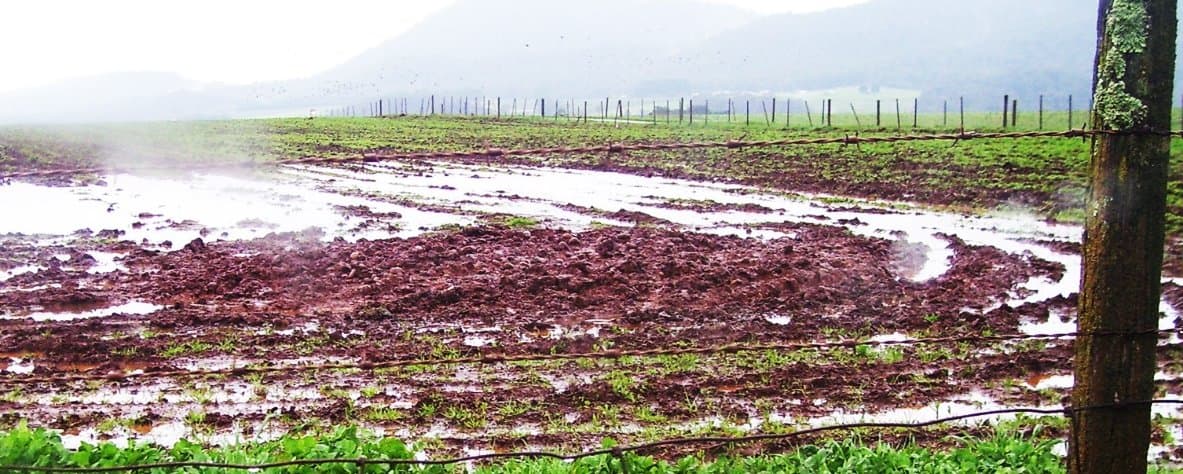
{"left": 1092, "top": 0, "right": 1150, "bottom": 129}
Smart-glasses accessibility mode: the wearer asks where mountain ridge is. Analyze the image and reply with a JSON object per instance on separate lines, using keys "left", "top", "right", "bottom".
{"left": 1, "top": 0, "right": 1178, "bottom": 123}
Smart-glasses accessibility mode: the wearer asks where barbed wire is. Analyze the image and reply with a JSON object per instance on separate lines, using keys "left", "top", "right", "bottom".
{"left": 2, "top": 399, "right": 1180, "bottom": 472}
{"left": 2, "top": 128, "right": 1179, "bottom": 181}
{"left": 0, "top": 328, "right": 1171, "bottom": 386}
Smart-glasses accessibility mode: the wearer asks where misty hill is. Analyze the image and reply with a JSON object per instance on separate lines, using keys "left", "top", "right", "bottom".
{"left": 1, "top": 0, "right": 1179, "bottom": 123}
{"left": 310, "top": 0, "right": 756, "bottom": 97}
{"left": 678, "top": 0, "right": 1110, "bottom": 108}
{"left": 0, "top": 72, "right": 206, "bottom": 123}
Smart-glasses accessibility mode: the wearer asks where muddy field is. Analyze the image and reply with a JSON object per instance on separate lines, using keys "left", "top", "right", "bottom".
{"left": 2, "top": 160, "right": 1183, "bottom": 460}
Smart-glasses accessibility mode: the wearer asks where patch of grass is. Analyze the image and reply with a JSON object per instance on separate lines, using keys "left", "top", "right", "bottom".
{"left": 502, "top": 215, "right": 539, "bottom": 229}
{"left": 361, "top": 407, "right": 405, "bottom": 423}
{"left": 443, "top": 402, "right": 489, "bottom": 429}
{"left": 605, "top": 370, "right": 642, "bottom": 402}
{"left": 160, "top": 340, "right": 213, "bottom": 358}
{"left": 497, "top": 400, "right": 535, "bottom": 419}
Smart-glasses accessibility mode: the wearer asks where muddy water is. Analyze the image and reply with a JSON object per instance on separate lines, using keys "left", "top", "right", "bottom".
{"left": 2, "top": 161, "right": 1182, "bottom": 458}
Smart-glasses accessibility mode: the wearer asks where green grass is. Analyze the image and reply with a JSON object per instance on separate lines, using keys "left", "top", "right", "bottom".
{"left": 5, "top": 115, "right": 1183, "bottom": 235}
{"left": 501, "top": 216, "right": 539, "bottom": 229}
{"left": 0, "top": 422, "right": 1102, "bottom": 473}
{"left": 159, "top": 341, "right": 213, "bottom": 358}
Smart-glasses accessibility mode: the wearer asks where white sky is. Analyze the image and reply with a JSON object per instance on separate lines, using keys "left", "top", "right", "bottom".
{"left": 0, "top": 0, "right": 867, "bottom": 93}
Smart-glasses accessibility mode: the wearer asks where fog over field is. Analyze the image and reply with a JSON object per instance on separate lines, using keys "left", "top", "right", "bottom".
{"left": 0, "top": 0, "right": 1179, "bottom": 122}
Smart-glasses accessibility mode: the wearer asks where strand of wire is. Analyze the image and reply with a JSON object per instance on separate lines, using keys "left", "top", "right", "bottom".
{"left": 3, "top": 128, "right": 1179, "bottom": 180}
{"left": 3, "top": 399, "right": 1180, "bottom": 473}
{"left": 0, "top": 328, "right": 1171, "bottom": 386}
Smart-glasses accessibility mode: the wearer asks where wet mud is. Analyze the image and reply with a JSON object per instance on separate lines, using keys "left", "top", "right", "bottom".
{"left": 1, "top": 160, "right": 1181, "bottom": 460}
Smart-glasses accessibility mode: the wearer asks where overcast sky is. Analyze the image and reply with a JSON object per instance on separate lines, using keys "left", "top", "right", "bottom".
{"left": 0, "top": 0, "right": 867, "bottom": 93}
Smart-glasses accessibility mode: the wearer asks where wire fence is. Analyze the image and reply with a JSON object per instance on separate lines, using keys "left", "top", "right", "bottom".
{"left": 323, "top": 94, "right": 1112, "bottom": 133}
{"left": 2, "top": 125, "right": 1181, "bottom": 471}
{"left": 0, "top": 329, "right": 1172, "bottom": 386}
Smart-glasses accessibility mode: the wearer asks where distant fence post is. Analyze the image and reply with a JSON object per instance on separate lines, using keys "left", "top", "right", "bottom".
{"left": 943, "top": 100, "right": 948, "bottom": 128}
{"left": 1011, "top": 99, "right": 1018, "bottom": 127}
{"left": 497, "top": 97, "right": 501, "bottom": 119}
{"left": 804, "top": 100, "right": 812, "bottom": 127}
{"left": 1069, "top": 94, "right": 1074, "bottom": 129}
{"left": 1038, "top": 95, "right": 1044, "bottom": 130}
{"left": 876, "top": 99, "right": 881, "bottom": 128}
{"left": 1002, "top": 94, "right": 1009, "bottom": 128}
{"left": 959, "top": 96, "right": 965, "bottom": 130}
{"left": 913, "top": 98, "right": 918, "bottom": 128}
{"left": 785, "top": 98, "right": 794, "bottom": 128}
{"left": 850, "top": 103, "right": 862, "bottom": 129}
{"left": 746, "top": 100, "right": 751, "bottom": 126}
{"left": 826, "top": 99, "right": 833, "bottom": 127}
{"left": 786, "top": 99, "right": 791, "bottom": 129}
{"left": 541, "top": 99, "right": 546, "bottom": 118}
{"left": 679, "top": 98, "right": 685, "bottom": 124}
{"left": 895, "top": 98, "right": 901, "bottom": 131}
{"left": 771, "top": 98, "right": 777, "bottom": 124}
{"left": 690, "top": 99, "right": 695, "bottom": 125}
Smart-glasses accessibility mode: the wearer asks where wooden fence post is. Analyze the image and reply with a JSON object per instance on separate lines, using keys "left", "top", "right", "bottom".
{"left": 895, "top": 99, "right": 901, "bottom": 131}
{"left": 913, "top": 98, "right": 918, "bottom": 128}
{"left": 876, "top": 100, "right": 882, "bottom": 128}
{"left": 1069, "top": 94, "right": 1075, "bottom": 129}
{"left": 959, "top": 96, "right": 965, "bottom": 130}
{"left": 1069, "top": 1, "right": 1176, "bottom": 472}
{"left": 786, "top": 99, "right": 791, "bottom": 128}
{"left": 1002, "top": 94, "right": 1009, "bottom": 128}
{"left": 1039, "top": 95, "right": 1044, "bottom": 130}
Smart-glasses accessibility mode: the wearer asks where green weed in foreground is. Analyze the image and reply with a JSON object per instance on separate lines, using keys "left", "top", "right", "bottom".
{"left": 0, "top": 421, "right": 1140, "bottom": 474}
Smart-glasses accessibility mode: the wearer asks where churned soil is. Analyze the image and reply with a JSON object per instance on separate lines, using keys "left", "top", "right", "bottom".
{"left": 0, "top": 222, "right": 1102, "bottom": 455}
{"left": 2, "top": 224, "right": 1059, "bottom": 363}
